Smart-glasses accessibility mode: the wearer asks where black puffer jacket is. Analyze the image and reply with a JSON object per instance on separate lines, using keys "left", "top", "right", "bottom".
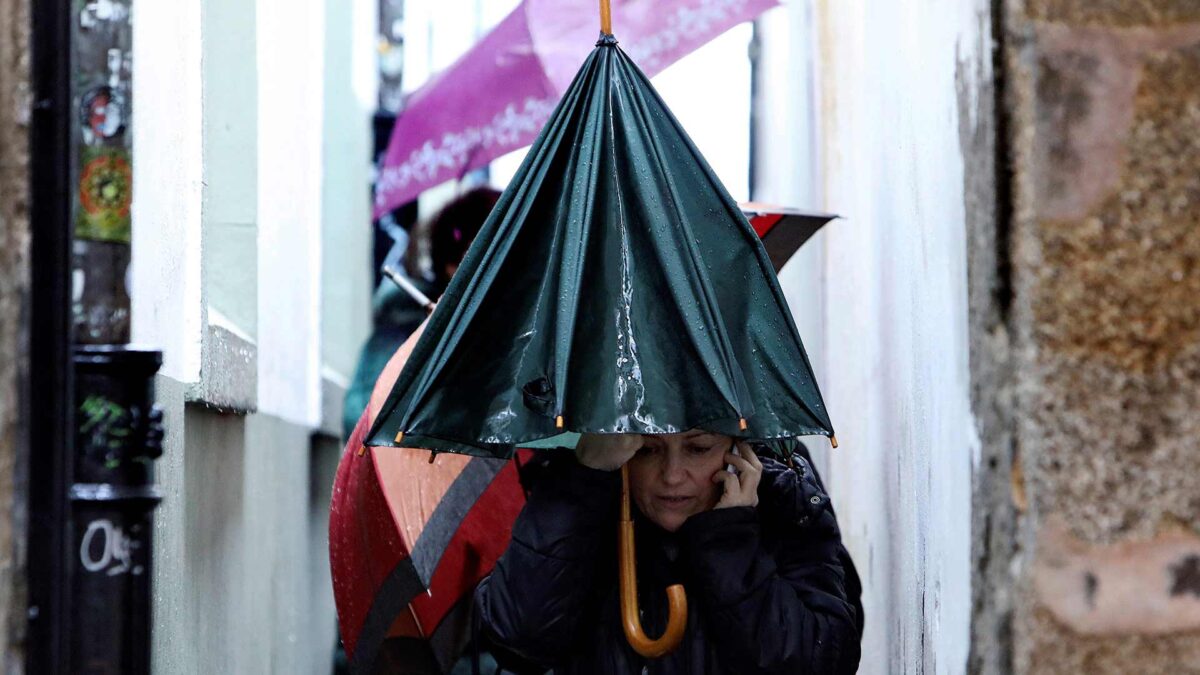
{"left": 475, "top": 448, "right": 863, "bottom": 674}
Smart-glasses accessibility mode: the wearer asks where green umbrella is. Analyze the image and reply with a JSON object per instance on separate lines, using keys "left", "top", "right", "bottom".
{"left": 365, "top": 36, "right": 834, "bottom": 457}
{"left": 365, "top": 3, "right": 836, "bottom": 658}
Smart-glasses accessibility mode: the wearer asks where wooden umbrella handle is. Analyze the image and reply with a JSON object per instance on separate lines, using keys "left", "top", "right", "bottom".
{"left": 599, "top": 0, "right": 612, "bottom": 35}
{"left": 619, "top": 465, "right": 687, "bottom": 658}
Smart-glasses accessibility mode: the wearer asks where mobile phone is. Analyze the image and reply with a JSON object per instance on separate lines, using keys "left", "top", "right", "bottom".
{"left": 725, "top": 443, "right": 739, "bottom": 474}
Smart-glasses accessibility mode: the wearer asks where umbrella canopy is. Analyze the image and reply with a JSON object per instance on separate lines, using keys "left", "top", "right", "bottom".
{"left": 366, "top": 35, "right": 834, "bottom": 458}
{"left": 330, "top": 410, "right": 529, "bottom": 673}
{"left": 331, "top": 324, "right": 527, "bottom": 673}
{"left": 374, "top": 0, "right": 776, "bottom": 218}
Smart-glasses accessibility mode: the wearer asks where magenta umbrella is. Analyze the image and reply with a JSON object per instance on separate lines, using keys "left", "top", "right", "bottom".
{"left": 374, "top": 0, "right": 776, "bottom": 218}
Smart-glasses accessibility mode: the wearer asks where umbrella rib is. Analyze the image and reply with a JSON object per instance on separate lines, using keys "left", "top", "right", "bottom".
{"left": 553, "top": 51, "right": 609, "bottom": 429}
{"left": 622, "top": 51, "right": 833, "bottom": 437}
{"left": 614, "top": 49, "right": 751, "bottom": 424}
{"left": 375, "top": 55, "right": 604, "bottom": 444}
{"left": 407, "top": 604, "right": 426, "bottom": 639}
{"left": 603, "top": 50, "right": 651, "bottom": 431}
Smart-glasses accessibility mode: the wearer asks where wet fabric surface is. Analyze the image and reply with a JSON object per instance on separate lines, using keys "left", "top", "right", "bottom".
{"left": 368, "top": 39, "right": 833, "bottom": 459}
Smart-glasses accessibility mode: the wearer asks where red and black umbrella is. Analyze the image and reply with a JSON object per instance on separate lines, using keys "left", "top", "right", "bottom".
{"left": 329, "top": 327, "right": 530, "bottom": 674}
{"left": 330, "top": 411, "right": 530, "bottom": 673}
{"left": 740, "top": 202, "right": 838, "bottom": 272}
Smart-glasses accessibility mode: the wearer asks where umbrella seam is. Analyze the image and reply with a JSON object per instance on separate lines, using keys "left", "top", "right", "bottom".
{"left": 614, "top": 47, "right": 752, "bottom": 423}
{"left": 623, "top": 49, "right": 834, "bottom": 435}
{"left": 554, "top": 50, "right": 608, "bottom": 427}
{"left": 368, "top": 52, "right": 604, "bottom": 446}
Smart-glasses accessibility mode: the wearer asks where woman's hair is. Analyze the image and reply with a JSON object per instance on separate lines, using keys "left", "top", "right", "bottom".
{"left": 429, "top": 187, "right": 501, "bottom": 287}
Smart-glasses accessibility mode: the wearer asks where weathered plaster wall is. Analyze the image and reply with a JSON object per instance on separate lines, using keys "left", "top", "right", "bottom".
{"left": 1004, "top": 1, "right": 1200, "bottom": 671}
{"left": 142, "top": 0, "right": 370, "bottom": 667}
{"left": 151, "top": 378, "right": 338, "bottom": 674}
{"left": 965, "top": 3, "right": 1018, "bottom": 674}
{"left": 0, "top": 0, "right": 29, "bottom": 667}
{"left": 799, "top": 1, "right": 994, "bottom": 672}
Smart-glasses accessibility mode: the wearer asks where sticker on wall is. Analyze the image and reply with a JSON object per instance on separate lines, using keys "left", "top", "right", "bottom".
{"left": 76, "top": 148, "right": 132, "bottom": 243}
{"left": 80, "top": 85, "right": 126, "bottom": 143}
{"left": 79, "top": 0, "right": 130, "bottom": 30}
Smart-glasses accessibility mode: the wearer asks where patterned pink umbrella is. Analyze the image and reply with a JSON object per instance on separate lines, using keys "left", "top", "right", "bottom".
{"left": 374, "top": 0, "right": 776, "bottom": 218}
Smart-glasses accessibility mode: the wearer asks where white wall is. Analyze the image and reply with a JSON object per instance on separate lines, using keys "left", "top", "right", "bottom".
{"left": 758, "top": 0, "right": 989, "bottom": 672}
{"left": 135, "top": 0, "right": 374, "bottom": 668}
{"left": 754, "top": 3, "right": 827, "bottom": 465}
{"left": 204, "top": 0, "right": 259, "bottom": 342}
{"left": 131, "top": 0, "right": 204, "bottom": 383}
{"left": 321, "top": 0, "right": 377, "bottom": 380}
{"left": 257, "top": 0, "right": 326, "bottom": 427}
{"left": 653, "top": 23, "right": 753, "bottom": 202}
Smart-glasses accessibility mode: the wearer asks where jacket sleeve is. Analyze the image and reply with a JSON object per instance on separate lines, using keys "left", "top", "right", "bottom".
{"left": 474, "top": 449, "right": 619, "bottom": 665}
{"left": 677, "top": 457, "right": 863, "bottom": 674}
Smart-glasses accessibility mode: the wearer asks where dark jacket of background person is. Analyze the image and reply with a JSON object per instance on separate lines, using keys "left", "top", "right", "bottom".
{"left": 475, "top": 447, "right": 864, "bottom": 674}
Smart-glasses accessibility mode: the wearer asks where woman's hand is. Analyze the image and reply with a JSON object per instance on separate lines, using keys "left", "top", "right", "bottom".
{"left": 713, "top": 442, "right": 762, "bottom": 509}
{"left": 576, "top": 433, "right": 644, "bottom": 471}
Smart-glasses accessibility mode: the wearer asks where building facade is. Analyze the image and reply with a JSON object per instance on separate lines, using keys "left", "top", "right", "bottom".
{"left": 131, "top": 0, "right": 375, "bottom": 670}
{"left": 2, "top": 0, "right": 1199, "bottom": 673}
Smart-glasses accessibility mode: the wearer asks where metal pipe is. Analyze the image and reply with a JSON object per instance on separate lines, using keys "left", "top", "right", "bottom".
{"left": 382, "top": 265, "right": 436, "bottom": 313}
{"left": 27, "top": 0, "right": 75, "bottom": 665}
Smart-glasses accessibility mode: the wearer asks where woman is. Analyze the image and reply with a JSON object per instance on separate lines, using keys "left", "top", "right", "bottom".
{"left": 475, "top": 430, "right": 863, "bottom": 674}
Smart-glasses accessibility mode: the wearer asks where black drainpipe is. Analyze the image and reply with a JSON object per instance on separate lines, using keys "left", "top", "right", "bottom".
{"left": 27, "top": 0, "right": 74, "bottom": 668}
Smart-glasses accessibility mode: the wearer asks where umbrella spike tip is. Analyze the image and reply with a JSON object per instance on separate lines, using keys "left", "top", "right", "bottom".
{"left": 555, "top": 415, "right": 564, "bottom": 429}
{"left": 357, "top": 445, "right": 367, "bottom": 457}
{"left": 428, "top": 451, "right": 437, "bottom": 464}
{"left": 830, "top": 435, "right": 839, "bottom": 449}
{"left": 738, "top": 418, "right": 748, "bottom": 431}
{"left": 394, "top": 431, "right": 405, "bottom": 444}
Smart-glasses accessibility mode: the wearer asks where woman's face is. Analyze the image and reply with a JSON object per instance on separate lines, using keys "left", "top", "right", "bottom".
{"left": 628, "top": 430, "right": 731, "bottom": 532}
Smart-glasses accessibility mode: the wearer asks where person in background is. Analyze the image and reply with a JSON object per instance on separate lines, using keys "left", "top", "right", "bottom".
{"left": 341, "top": 187, "right": 501, "bottom": 439}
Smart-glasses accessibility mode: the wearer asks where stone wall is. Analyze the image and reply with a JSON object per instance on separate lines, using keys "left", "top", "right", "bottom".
{"left": 1004, "top": 1, "right": 1200, "bottom": 671}
{"left": 0, "top": 0, "right": 29, "bottom": 667}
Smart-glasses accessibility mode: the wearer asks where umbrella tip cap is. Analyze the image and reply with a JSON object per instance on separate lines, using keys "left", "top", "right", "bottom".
{"left": 738, "top": 418, "right": 748, "bottom": 431}
{"left": 556, "top": 415, "right": 564, "bottom": 429}
{"left": 357, "top": 445, "right": 367, "bottom": 457}
{"left": 394, "top": 431, "right": 405, "bottom": 444}
{"left": 830, "top": 435, "right": 839, "bottom": 449}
